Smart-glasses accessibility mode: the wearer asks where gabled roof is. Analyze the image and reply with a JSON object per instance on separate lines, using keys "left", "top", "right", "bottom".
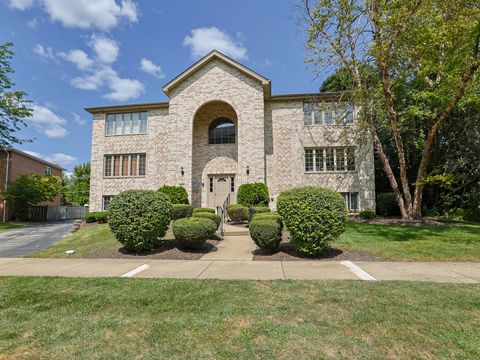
{"left": 162, "top": 50, "right": 272, "bottom": 98}
{"left": 8, "top": 148, "right": 65, "bottom": 170}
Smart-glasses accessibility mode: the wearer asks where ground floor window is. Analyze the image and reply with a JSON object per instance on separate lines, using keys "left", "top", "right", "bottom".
{"left": 102, "top": 195, "right": 114, "bottom": 211}
{"left": 341, "top": 192, "right": 358, "bottom": 212}
{"left": 104, "top": 153, "right": 146, "bottom": 177}
{"left": 305, "top": 147, "right": 355, "bottom": 172}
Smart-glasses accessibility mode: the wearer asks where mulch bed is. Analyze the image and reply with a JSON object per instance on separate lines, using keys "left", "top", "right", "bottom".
{"left": 87, "top": 237, "right": 221, "bottom": 260}
{"left": 253, "top": 231, "right": 378, "bottom": 262}
{"left": 349, "top": 217, "right": 448, "bottom": 227}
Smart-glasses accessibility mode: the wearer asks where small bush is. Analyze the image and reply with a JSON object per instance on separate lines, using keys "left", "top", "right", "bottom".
{"left": 226, "top": 204, "right": 248, "bottom": 223}
{"left": 376, "top": 193, "right": 400, "bottom": 217}
{"left": 252, "top": 212, "right": 283, "bottom": 228}
{"left": 277, "top": 186, "right": 347, "bottom": 256}
{"left": 249, "top": 219, "right": 282, "bottom": 252}
{"left": 85, "top": 211, "right": 108, "bottom": 223}
{"left": 359, "top": 210, "right": 376, "bottom": 219}
{"left": 192, "top": 212, "right": 221, "bottom": 230}
{"left": 246, "top": 206, "right": 271, "bottom": 221}
{"left": 172, "top": 217, "right": 216, "bottom": 250}
{"left": 193, "top": 208, "right": 215, "bottom": 214}
{"left": 237, "top": 183, "right": 270, "bottom": 207}
{"left": 85, "top": 212, "right": 97, "bottom": 223}
{"left": 158, "top": 185, "right": 189, "bottom": 204}
{"left": 108, "top": 190, "right": 172, "bottom": 252}
{"left": 171, "top": 204, "right": 193, "bottom": 220}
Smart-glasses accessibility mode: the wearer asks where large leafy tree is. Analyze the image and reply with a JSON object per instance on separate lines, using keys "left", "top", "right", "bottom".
{"left": 63, "top": 163, "right": 90, "bottom": 206}
{"left": 0, "top": 42, "right": 31, "bottom": 148}
{"left": 302, "top": 0, "right": 480, "bottom": 219}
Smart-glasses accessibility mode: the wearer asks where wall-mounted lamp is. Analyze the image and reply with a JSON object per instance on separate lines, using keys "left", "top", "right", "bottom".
{"left": 181, "top": 167, "right": 185, "bottom": 177}
{"left": 246, "top": 165, "right": 250, "bottom": 176}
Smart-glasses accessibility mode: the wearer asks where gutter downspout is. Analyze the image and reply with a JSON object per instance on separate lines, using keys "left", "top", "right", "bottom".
{"left": 3, "top": 150, "right": 9, "bottom": 223}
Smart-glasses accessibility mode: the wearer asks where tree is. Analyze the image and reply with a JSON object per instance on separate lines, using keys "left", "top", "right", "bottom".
{"left": 3, "top": 174, "right": 62, "bottom": 220}
{"left": 0, "top": 42, "right": 32, "bottom": 148}
{"left": 63, "top": 163, "right": 90, "bottom": 205}
{"left": 302, "top": 0, "right": 480, "bottom": 219}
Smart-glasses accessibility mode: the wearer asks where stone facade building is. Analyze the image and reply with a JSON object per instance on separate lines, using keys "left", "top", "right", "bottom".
{"left": 86, "top": 51, "right": 375, "bottom": 212}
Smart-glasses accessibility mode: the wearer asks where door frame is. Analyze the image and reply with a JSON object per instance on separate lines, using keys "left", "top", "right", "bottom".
{"left": 207, "top": 174, "right": 236, "bottom": 209}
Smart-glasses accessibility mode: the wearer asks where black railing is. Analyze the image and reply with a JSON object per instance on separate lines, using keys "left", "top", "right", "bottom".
{"left": 216, "top": 193, "right": 231, "bottom": 238}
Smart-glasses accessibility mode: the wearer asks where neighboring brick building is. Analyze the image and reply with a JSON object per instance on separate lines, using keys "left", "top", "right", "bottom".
{"left": 0, "top": 148, "right": 63, "bottom": 221}
{"left": 86, "top": 50, "right": 376, "bottom": 212}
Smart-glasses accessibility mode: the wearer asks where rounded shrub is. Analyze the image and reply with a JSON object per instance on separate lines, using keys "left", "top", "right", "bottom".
{"left": 171, "top": 204, "right": 193, "bottom": 220}
{"left": 158, "top": 185, "right": 189, "bottom": 204}
{"left": 237, "top": 183, "right": 270, "bottom": 207}
{"left": 108, "top": 190, "right": 172, "bottom": 252}
{"left": 172, "top": 217, "right": 216, "bottom": 250}
{"left": 192, "top": 212, "right": 221, "bottom": 230}
{"left": 95, "top": 211, "right": 109, "bottom": 223}
{"left": 193, "top": 207, "right": 215, "bottom": 214}
{"left": 226, "top": 204, "right": 248, "bottom": 224}
{"left": 249, "top": 218, "right": 282, "bottom": 252}
{"left": 246, "top": 206, "right": 271, "bottom": 221}
{"left": 359, "top": 210, "right": 376, "bottom": 219}
{"left": 277, "top": 186, "right": 347, "bottom": 256}
{"left": 85, "top": 212, "right": 97, "bottom": 223}
{"left": 252, "top": 212, "right": 283, "bottom": 228}
{"left": 376, "top": 193, "right": 400, "bottom": 217}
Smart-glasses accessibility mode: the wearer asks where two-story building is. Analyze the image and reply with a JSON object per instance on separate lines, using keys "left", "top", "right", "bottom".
{"left": 86, "top": 50, "right": 375, "bottom": 212}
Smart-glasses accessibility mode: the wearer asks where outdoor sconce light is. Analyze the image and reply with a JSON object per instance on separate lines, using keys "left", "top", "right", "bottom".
{"left": 246, "top": 165, "right": 250, "bottom": 176}
{"left": 181, "top": 167, "right": 185, "bottom": 177}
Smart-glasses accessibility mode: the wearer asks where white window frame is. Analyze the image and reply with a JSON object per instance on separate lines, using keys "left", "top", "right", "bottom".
{"left": 341, "top": 192, "right": 358, "bottom": 212}
{"left": 102, "top": 195, "right": 114, "bottom": 211}
{"left": 303, "top": 102, "right": 354, "bottom": 126}
{"left": 44, "top": 166, "right": 52, "bottom": 175}
{"left": 103, "top": 153, "right": 146, "bottom": 178}
{"left": 305, "top": 147, "right": 356, "bottom": 173}
{"left": 105, "top": 112, "right": 148, "bottom": 136}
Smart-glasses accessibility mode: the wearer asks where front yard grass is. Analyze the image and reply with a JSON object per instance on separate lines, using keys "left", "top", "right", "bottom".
{"left": 0, "top": 222, "right": 28, "bottom": 231}
{"left": 338, "top": 222, "right": 480, "bottom": 261}
{"left": 0, "top": 277, "right": 478, "bottom": 359}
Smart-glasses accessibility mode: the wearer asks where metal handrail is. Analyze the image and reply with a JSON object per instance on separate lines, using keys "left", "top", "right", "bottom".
{"left": 216, "top": 193, "right": 231, "bottom": 239}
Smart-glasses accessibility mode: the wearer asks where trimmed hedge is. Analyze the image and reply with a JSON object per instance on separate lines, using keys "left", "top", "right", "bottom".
{"left": 249, "top": 218, "right": 282, "bottom": 252}
{"left": 108, "top": 190, "right": 172, "bottom": 252}
{"left": 226, "top": 204, "right": 248, "bottom": 224}
{"left": 85, "top": 211, "right": 108, "bottom": 223}
{"left": 359, "top": 210, "right": 376, "bottom": 219}
{"left": 376, "top": 193, "right": 400, "bottom": 217}
{"left": 193, "top": 208, "right": 215, "bottom": 214}
{"left": 172, "top": 217, "right": 216, "bottom": 250}
{"left": 192, "top": 212, "right": 221, "bottom": 230}
{"left": 246, "top": 206, "right": 271, "bottom": 221}
{"left": 252, "top": 212, "right": 283, "bottom": 228}
{"left": 277, "top": 186, "right": 347, "bottom": 256}
{"left": 158, "top": 185, "right": 189, "bottom": 204}
{"left": 171, "top": 204, "right": 193, "bottom": 220}
{"left": 237, "top": 183, "right": 270, "bottom": 207}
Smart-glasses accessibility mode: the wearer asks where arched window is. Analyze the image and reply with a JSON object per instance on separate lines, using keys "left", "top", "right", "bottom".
{"left": 208, "top": 117, "right": 235, "bottom": 144}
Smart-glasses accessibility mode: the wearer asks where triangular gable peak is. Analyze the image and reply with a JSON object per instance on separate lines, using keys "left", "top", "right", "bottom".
{"left": 162, "top": 50, "right": 271, "bottom": 98}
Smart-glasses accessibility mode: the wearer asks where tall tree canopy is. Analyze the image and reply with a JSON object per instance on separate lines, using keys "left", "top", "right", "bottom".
{"left": 302, "top": 0, "right": 480, "bottom": 219}
{"left": 0, "top": 42, "right": 31, "bottom": 148}
{"left": 63, "top": 163, "right": 90, "bottom": 206}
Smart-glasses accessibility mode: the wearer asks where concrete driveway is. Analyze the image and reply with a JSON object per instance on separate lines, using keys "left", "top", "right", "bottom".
{"left": 0, "top": 221, "right": 75, "bottom": 257}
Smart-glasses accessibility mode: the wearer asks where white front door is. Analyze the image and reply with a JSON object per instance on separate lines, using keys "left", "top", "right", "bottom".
{"left": 207, "top": 175, "right": 236, "bottom": 209}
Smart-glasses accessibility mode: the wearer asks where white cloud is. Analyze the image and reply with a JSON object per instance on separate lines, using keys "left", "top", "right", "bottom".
{"left": 90, "top": 35, "right": 119, "bottom": 64}
{"left": 105, "top": 76, "right": 144, "bottom": 101}
{"left": 58, "top": 49, "right": 93, "bottom": 70}
{"left": 34, "top": 44, "right": 55, "bottom": 60}
{"left": 73, "top": 113, "right": 87, "bottom": 125}
{"left": 183, "top": 26, "right": 248, "bottom": 60}
{"left": 26, "top": 17, "right": 40, "bottom": 28}
{"left": 139, "top": 58, "right": 165, "bottom": 79}
{"left": 24, "top": 150, "right": 77, "bottom": 167}
{"left": 29, "top": 104, "right": 68, "bottom": 138}
{"left": 6, "top": 0, "right": 33, "bottom": 10}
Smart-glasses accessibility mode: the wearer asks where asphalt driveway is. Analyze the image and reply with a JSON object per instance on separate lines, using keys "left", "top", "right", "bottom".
{"left": 0, "top": 221, "right": 75, "bottom": 258}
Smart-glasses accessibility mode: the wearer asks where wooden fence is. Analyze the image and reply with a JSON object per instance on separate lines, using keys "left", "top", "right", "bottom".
{"left": 29, "top": 205, "right": 88, "bottom": 222}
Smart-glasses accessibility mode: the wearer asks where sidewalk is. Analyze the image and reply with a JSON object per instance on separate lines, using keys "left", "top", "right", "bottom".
{"left": 0, "top": 257, "right": 479, "bottom": 283}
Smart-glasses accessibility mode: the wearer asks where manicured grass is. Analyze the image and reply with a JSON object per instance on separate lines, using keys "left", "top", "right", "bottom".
{"left": 0, "top": 277, "right": 478, "bottom": 359}
{"left": 338, "top": 222, "right": 480, "bottom": 261}
{"left": 0, "top": 222, "right": 28, "bottom": 231}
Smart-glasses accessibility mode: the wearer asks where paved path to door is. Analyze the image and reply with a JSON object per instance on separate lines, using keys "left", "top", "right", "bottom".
{"left": 0, "top": 257, "right": 478, "bottom": 282}
{"left": 0, "top": 221, "right": 75, "bottom": 258}
{"left": 200, "top": 224, "right": 255, "bottom": 261}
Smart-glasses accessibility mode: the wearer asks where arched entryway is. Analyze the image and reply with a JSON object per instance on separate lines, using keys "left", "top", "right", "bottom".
{"left": 191, "top": 100, "right": 238, "bottom": 208}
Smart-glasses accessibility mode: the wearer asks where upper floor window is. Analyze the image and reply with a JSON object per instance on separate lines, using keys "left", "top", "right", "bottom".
{"left": 303, "top": 102, "right": 354, "bottom": 126}
{"left": 44, "top": 166, "right": 52, "bottom": 175}
{"left": 305, "top": 147, "right": 356, "bottom": 172}
{"left": 104, "top": 153, "right": 146, "bottom": 177}
{"left": 208, "top": 117, "right": 235, "bottom": 144}
{"left": 106, "top": 112, "right": 147, "bottom": 135}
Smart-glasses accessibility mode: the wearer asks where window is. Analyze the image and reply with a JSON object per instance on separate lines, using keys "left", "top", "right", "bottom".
{"left": 305, "top": 147, "right": 356, "bottom": 172}
{"left": 208, "top": 117, "right": 235, "bottom": 144}
{"left": 105, "top": 112, "right": 147, "bottom": 135}
{"left": 303, "top": 102, "right": 313, "bottom": 125}
{"left": 209, "top": 177, "right": 214, "bottom": 193}
{"left": 230, "top": 177, "right": 235, "bottom": 192}
{"left": 335, "top": 103, "right": 354, "bottom": 124}
{"left": 103, "top": 195, "right": 114, "bottom": 211}
{"left": 303, "top": 102, "right": 354, "bottom": 125}
{"left": 44, "top": 166, "right": 52, "bottom": 175}
{"left": 341, "top": 193, "right": 358, "bottom": 212}
{"left": 104, "top": 154, "right": 146, "bottom": 177}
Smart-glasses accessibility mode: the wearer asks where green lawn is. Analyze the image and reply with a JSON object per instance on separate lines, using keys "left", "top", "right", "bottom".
{"left": 338, "top": 222, "right": 480, "bottom": 261}
{"left": 0, "top": 277, "right": 478, "bottom": 359}
{"left": 0, "top": 222, "right": 28, "bottom": 231}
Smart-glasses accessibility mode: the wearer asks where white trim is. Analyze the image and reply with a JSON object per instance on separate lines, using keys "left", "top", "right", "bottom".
{"left": 341, "top": 261, "right": 376, "bottom": 281}
{"left": 121, "top": 263, "right": 149, "bottom": 278}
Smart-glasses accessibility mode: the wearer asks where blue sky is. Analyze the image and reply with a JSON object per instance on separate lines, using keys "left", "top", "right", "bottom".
{"left": 1, "top": 0, "right": 327, "bottom": 173}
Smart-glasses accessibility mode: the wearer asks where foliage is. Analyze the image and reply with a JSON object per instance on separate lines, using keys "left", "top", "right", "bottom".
{"left": 359, "top": 210, "right": 376, "bottom": 219}
{"left": 252, "top": 212, "right": 283, "bottom": 228}
{"left": 249, "top": 218, "right": 282, "bottom": 252}
{"left": 108, "top": 190, "right": 171, "bottom": 252}
{"left": 63, "top": 163, "right": 90, "bottom": 206}
{"left": 85, "top": 212, "right": 96, "bottom": 223}
{"left": 376, "top": 193, "right": 401, "bottom": 217}
{"left": 171, "top": 204, "right": 193, "bottom": 220}
{"left": 172, "top": 217, "right": 216, "bottom": 249}
{"left": 226, "top": 204, "right": 248, "bottom": 224}
{"left": 85, "top": 211, "right": 108, "bottom": 224}
{"left": 277, "top": 186, "right": 347, "bottom": 256}
{"left": 193, "top": 208, "right": 215, "bottom": 214}
{"left": 0, "top": 42, "right": 32, "bottom": 148}
{"left": 158, "top": 185, "right": 189, "bottom": 204}
{"left": 3, "top": 174, "right": 61, "bottom": 220}
{"left": 192, "top": 211, "right": 221, "bottom": 230}
{"left": 246, "top": 206, "right": 271, "bottom": 221}
{"left": 237, "top": 183, "right": 270, "bottom": 207}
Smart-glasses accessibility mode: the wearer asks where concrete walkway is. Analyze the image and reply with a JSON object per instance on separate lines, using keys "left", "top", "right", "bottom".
{"left": 200, "top": 224, "right": 255, "bottom": 261}
{"left": 0, "top": 257, "right": 479, "bottom": 283}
